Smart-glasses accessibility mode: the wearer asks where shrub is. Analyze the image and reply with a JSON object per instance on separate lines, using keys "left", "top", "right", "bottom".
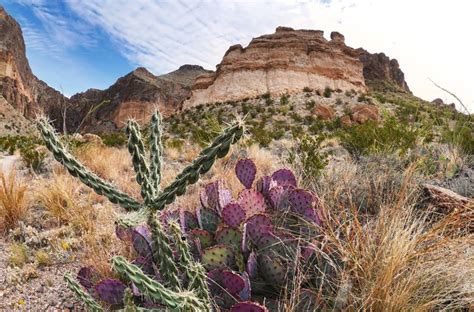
{"left": 303, "top": 86, "right": 313, "bottom": 93}
{"left": 338, "top": 117, "right": 419, "bottom": 156}
{"left": 280, "top": 94, "right": 290, "bottom": 105}
{"left": 305, "top": 100, "right": 316, "bottom": 110}
{"left": 100, "top": 132, "right": 127, "bottom": 147}
{"left": 166, "top": 138, "right": 185, "bottom": 151}
{"left": 249, "top": 126, "right": 272, "bottom": 147}
{"left": 442, "top": 120, "right": 474, "bottom": 155}
{"left": 323, "top": 87, "right": 333, "bottom": 98}
{"left": 287, "top": 134, "right": 328, "bottom": 181}
{"left": 9, "top": 243, "right": 28, "bottom": 267}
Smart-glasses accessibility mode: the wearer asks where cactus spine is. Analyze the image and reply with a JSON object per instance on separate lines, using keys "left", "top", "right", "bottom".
{"left": 38, "top": 111, "right": 244, "bottom": 311}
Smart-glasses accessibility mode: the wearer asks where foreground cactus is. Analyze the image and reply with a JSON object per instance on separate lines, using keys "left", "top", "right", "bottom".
{"left": 37, "top": 112, "right": 252, "bottom": 311}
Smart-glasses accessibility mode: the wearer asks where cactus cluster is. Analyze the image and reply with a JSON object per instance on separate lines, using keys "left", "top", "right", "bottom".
{"left": 179, "top": 158, "right": 325, "bottom": 309}
{"left": 38, "top": 110, "right": 326, "bottom": 311}
{"left": 38, "top": 112, "right": 267, "bottom": 311}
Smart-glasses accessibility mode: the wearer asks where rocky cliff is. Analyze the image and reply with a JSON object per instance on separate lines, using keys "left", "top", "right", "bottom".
{"left": 184, "top": 27, "right": 411, "bottom": 108}
{"left": 0, "top": 6, "right": 67, "bottom": 126}
{"left": 1, "top": 4, "right": 412, "bottom": 134}
{"left": 67, "top": 65, "right": 211, "bottom": 133}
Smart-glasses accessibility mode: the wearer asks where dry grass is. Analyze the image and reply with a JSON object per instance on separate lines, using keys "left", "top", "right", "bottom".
{"left": 297, "top": 160, "right": 474, "bottom": 311}
{"left": 0, "top": 172, "right": 28, "bottom": 233}
{"left": 35, "top": 172, "right": 96, "bottom": 233}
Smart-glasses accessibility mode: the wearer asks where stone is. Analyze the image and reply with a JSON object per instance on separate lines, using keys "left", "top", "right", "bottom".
{"left": 340, "top": 115, "right": 352, "bottom": 127}
{"left": 184, "top": 27, "right": 368, "bottom": 108}
{"left": 313, "top": 104, "right": 335, "bottom": 120}
{"left": 350, "top": 104, "right": 380, "bottom": 123}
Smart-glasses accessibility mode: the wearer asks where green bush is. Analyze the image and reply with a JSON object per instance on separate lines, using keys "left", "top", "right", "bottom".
{"left": 442, "top": 120, "right": 474, "bottom": 155}
{"left": 305, "top": 100, "right": 316, "bottom": 110}
{"left": 338, "top": 117, "right": 419, "bottom": 156}
{"left": 191, "top": 115, "right": 222, "bottom": 147}
{"left": 280, "top": 94, "right": 290, "bottom": 105}
{"left": 0, "top": 136, "right": 46, "bottom": 171}
{"left": 249, "top": 126, "right": 272, "bottom": 147}
{"left": 100, "top": 132, "right": 127, "bottom": 147}
{"left": 287, "top": 134, "right": 328, "bottom": 181}
{"left": 323, "top": 87, "right": 333, "bottom": 98}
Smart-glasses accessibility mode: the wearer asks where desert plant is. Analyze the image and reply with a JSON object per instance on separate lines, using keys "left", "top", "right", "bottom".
{"left": 287, "top": 134, "right": 328, "bottom": 182}
{"left": 0, "top": 172, "right": 28, "bottom": 233}
{"left": 323, "top": 87, "right": 333, "bottom": 98}
{"left": 37, "top": 111, "right": 249, "bottom": 311}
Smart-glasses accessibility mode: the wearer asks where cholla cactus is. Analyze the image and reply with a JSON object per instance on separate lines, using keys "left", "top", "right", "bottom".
{"left": 37, "top": 111, "right": 245, "bottom": 311}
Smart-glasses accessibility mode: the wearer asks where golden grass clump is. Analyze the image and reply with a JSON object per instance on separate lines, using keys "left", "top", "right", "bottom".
{"left": 35, "top": 172, "right": 96, "bottom": 233}
{"left": 306, "top": 161, "right": 474, "bottom": 311}
{"left": 0, "top": 172, "right": 28, "bottom": 233}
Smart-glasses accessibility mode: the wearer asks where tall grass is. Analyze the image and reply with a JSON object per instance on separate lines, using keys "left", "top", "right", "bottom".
{"left": 302, "top": 160, "right": 474, "bottom": 310}
{"left": 0, "top": 172, "right": 28, "bottom": 233}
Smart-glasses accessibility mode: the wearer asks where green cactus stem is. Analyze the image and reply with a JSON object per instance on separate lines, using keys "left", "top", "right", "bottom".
{"left": 112, "top": 256, "right": 208, "bottom": 311}
{"left": 64, "top": 273, "right": 103, "bottom": 312}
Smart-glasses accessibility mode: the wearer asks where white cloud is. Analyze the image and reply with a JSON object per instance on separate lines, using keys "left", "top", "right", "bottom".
{"left": 21, "top": 0, "right": 474, "bottom": 111}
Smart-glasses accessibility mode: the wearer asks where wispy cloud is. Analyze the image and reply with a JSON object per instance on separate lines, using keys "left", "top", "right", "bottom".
{"left": 10, "top": 0, "right": 99, "bottom": 58}
{"left": 4, "top": 0, "right": 474, "bottom": 110}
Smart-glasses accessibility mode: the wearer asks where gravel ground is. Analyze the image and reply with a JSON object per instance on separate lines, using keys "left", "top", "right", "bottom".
{"left": 0, "top": 238, "right": 86, "bottom": 311}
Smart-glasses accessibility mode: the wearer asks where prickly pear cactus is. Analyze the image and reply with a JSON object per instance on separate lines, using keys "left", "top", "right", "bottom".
{"left": 37, "top": 112, "right": 249, "bottom": 311}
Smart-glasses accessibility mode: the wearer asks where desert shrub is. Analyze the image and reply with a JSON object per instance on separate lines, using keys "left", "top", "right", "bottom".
{"left": 338, "top": 117, "right": 419, "bottom": 156}
{"left": 308, "top": 119, "right": 325, "bottom": 134}
{"left": 287, "top": 134, "right": 328, "bottom": 181}
{"left": 166, "top": 138, "right": 185, "bottom": 151}
{"left": 249, "top": 125, "right": 272, "bottom": 147}
{"left": 335, "top": 98, "right": 343, "bottom": 105}
{"left": 9, "top": 243, "right": 28, "bottom": 267}
{"left": 280, "top": 94, "right": 290, "bottom": 105}
{"left": 305, "top": 100, "right": 316, "bottom": 110}
{"left": 290, "top": 112, "right": 303, "bottom": 122}
{"left": 442, "top": 120, "right": 474, "bottom": 155}
{"left": 291, "top": 125, "right": 304, "bottom": 138}
{"left": 323, "top": 87, "right": 333, "bottom": 98}
{"left": 0, "top": 136, "right": 46, "bottom": 171}
{"left": 191, "top": 115, "right": 223, "bottom": 147}
{"left": 100, "top": 132, "right": 127, "bottom": 147}
{"left": 0, "top": 172, "right": 28, "bottom": 233}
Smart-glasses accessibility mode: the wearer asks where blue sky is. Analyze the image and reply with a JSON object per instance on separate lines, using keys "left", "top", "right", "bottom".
{"left": 2, "top": 0, "right": 473, "bottom": 111}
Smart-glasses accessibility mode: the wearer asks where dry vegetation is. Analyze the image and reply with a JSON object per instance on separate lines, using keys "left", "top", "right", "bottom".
{"left": 0, "top": 119, "right": 472, "bottom": 310}
{"left": 0, "top": 171, "right": 28, "bottom": 233}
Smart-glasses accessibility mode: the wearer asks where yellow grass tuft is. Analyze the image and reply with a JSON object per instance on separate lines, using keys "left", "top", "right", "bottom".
{"left": 0, "top": 172, "right": 28, "bottom": 233}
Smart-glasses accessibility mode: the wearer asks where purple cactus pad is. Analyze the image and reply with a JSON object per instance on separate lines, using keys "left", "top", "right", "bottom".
{"left": 222, "top": 270, "right": 245, "bottom": 296}
{"left": 288, "top": 189, "right": 315, "bottom": 215}
{"left": 271, "top": 169, "right": 297, "bottom": 187}
{"left": 238, "top": 189, "right": 266, "bottom": 218}
{"left": 235, "top": 158, "right": 257, "bottom": 189}
{"left": 245, "top": 252, "right": 258, "bottom": 278}
{"left": 132, "top": 226, "right": 153, "bottom": 260}
{"left": 244, "top": 214, "right": 273, "bottom": 243}
{"left": 77, "top": 266, "right": 100, "bottom": 289}
{"left": 94, "top": 279, "right": 126, "bottom": 305}
{"left": 256, "top": 176, "right": 273, "bottom": 196}
{"left": 221, "top": 202, "right": 246, "bottom": 228}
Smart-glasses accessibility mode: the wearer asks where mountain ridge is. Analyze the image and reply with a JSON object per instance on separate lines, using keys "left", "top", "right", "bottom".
{"left": 1, "top": 5, "right": 413, "bottom": 134}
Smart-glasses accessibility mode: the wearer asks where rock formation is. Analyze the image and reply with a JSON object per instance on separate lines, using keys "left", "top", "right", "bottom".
{"left": 0, "top": 6, "right": 67, "bottom": 124}
{"left": 184, "top": 27, "right": 368, "bottom": 108}
{"left": 1, "top": 4, "right": 413, "bottom": 134}
{"left": 67, "top": 65, "right": 211, "bottom": 133}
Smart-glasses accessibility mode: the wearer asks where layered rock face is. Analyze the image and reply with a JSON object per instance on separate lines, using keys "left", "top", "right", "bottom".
{"left": 184, "top": 27, "right": 368, "bottom": 108}
{"left": 357, "top": 49, "right": 411, "bottom": 92}
{"left": 0, "top": 6, "right": 67, "bottom": 123}
{"left": 68, "top": 65, "right": 211, "bottom": 133}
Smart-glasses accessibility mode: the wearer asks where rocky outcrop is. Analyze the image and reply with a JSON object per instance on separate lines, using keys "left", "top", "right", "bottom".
{"left": 184, "top": 27, "right": 412, "bottom": 108}
{"left": 356, "top": 49, "right": 411, "bottom": 93}
{"left": 68, "top": 65, "right": 211, "bottom": 133}
{"left": 184, "top": 27, "right": 368, "bottom": 108}
{"left": 350, "top": 104, "right": 380, "bottom": 124}
{"left": 431, "top": 98, "right": 456, "bottom": 110}
{"left": 0, "top": 6, "right": 67, "bottom": 125}
{"left": 313, "top": 104, "right": 335, "bottom": 120}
